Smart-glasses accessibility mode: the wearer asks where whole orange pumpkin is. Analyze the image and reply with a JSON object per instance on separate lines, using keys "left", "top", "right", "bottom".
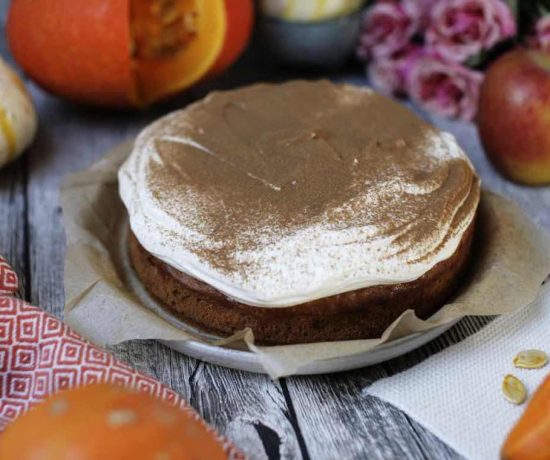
{"left": 0, "top": 383, "right": 229, "bottom": 459}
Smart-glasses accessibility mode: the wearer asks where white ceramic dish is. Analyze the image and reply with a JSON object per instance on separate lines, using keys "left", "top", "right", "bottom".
{"left": 159, "top": 321, "right": 458, "bottom": 375}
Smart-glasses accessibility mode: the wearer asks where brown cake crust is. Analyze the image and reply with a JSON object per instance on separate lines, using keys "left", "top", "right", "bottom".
{"left": 128, "top": 219, "right": 475, "bottom": 345}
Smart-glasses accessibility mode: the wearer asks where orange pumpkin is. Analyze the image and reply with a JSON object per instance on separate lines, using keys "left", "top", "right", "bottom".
{"left": 7, "top": 0, "right": 254, "bottom": 107}
{"left": 0, "top": 383, "right": 229, "bottom": 459}
{"left": 502, "top": 374, "right": 550, "bottom": 460}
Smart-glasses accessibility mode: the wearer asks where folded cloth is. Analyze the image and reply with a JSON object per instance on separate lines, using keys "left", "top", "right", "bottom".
{"left": 365, "top": 281, "right": 550, "bottom": 460}
{"left": 0, "top": 255, "right": 243, "bottom": 459}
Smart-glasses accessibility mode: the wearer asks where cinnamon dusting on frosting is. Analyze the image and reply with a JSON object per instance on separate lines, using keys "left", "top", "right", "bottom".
{"left": 119, "top": 80, "right": 480, "bottom": 307}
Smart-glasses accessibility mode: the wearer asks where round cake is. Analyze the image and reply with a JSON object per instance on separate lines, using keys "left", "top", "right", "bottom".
{"left": 119, "top": 80, "right": 480, "bottom": 345}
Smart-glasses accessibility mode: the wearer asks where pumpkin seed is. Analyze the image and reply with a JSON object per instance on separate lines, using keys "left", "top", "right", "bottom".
{"left": 513, "top": 349, "right": 548, "bottom": 369}
{"left": 502, "top": 374, "right": 527, "bottom": 405}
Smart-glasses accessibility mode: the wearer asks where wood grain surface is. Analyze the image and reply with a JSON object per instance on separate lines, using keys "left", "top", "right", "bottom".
{"left": 1, "top": 4, "right": 549, "bottom": 458}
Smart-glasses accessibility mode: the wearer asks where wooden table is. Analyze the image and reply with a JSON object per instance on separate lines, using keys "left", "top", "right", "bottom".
{"left": 2, "top": 9, "right": 550, "bottom": 459}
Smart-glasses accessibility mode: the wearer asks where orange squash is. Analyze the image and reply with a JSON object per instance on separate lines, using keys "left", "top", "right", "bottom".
{"left": 7, "top": 0, "right": 253, "bottom": 107}
{"left": 0, "top": 383, "right": 229, "bottom": 459}
{"left": 502, "top": 374, "right": 550, "bottom": 460}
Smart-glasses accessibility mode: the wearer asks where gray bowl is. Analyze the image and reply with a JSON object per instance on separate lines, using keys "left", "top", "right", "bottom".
{"left": 260, "top": 9, "right": 362, "bottom": 69}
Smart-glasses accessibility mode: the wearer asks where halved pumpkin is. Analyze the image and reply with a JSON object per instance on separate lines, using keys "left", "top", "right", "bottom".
{"left": 7, "top": 0, "right": 253, "bottom": 107}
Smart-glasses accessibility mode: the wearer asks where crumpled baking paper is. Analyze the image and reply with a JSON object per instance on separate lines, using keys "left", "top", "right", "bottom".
{"left": 60, "top": 142, "right": 550, "bottom": 378}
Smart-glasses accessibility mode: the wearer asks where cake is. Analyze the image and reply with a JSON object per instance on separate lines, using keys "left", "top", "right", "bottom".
{"left": 119, "top": 80, "right": 480, "bottom": 345}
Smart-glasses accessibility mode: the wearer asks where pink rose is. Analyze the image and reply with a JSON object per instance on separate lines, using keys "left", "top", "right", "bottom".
{"left": 408, "top": 54, "right": 484, "bottom": 120}
{"left": 402, "top": 0, "right": 438, "bottom": 28}
{"left": 530, "top": 15, "right": 550, "bottom": 53}
{"left": 368, "top": 45, "right": 424, "bottom": 96}
{"left": 426, "top": 0, "right": 516, "bottom": 63}
{"left": 357, "top": 1, "right": 419, "bottom": 61}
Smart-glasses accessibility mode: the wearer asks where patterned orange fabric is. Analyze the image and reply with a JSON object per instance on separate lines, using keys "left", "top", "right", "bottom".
{"left": 0, "top": 255, "right": 243, "bottom": 459}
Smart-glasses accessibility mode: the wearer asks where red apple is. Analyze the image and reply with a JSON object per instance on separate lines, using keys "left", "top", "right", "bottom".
{"left": 477, "top": 48, "right": 550, "bottom": 185}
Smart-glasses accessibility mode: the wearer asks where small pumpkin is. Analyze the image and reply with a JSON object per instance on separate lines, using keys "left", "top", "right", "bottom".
{"left": 0, "top": 383, "right": 229, "bottom": 459}
{"left": 7, "top": 0, "right": 254, "bottom": 108}
{"left": 502, "top": 374, "right": 550, "bottom": 460}
{"left": 0, "top": 57, "right": 36, "bottom": 168}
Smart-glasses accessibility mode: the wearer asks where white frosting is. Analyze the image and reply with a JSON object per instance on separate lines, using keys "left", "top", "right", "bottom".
{"left": 119, "top": 84, "right": 480, "bottom": 308}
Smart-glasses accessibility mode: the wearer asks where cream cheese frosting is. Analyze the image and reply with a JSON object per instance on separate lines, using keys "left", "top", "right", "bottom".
{"left": 119, "top": 80, "right": 480, "bottom": 308}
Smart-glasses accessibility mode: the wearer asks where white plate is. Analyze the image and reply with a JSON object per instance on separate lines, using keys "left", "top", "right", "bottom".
{"left": 159, "top": 321, "right": 459, "bottom": 375}
{"left": 118, "top": 222, "right": 460, "bottom": 375}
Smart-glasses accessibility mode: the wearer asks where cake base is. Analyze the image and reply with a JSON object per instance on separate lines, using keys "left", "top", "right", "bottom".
{"left": 128, "top": 222, "right": 475, "bottom": 345}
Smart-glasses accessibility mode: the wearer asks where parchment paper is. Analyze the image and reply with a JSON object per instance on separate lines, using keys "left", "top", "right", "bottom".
{"left": 61, "top": 141, "right": 550, "bottom": 378}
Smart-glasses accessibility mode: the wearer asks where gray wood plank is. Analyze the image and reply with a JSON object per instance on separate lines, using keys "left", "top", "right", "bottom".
{"left": 285, "top": 366, "right": 457, "bottom": 460}
{"left": 0, "top": 156, "right": 27, "bottom": 298}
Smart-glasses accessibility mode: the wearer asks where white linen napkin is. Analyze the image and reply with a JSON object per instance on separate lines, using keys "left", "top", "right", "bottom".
{"left": 365, "top": 282, "right": 550, "bottom": 460}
